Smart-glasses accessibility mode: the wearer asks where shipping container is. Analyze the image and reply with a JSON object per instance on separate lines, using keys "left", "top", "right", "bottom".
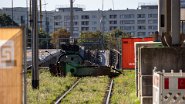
{"left": 122, "top": 38, "right": 142, "bottom": 69}
{"left": 121, "top": 37, "right": 155, "bottom": 69}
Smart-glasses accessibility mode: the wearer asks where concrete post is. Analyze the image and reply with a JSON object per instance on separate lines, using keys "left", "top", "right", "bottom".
{"left": 171, "top": 0, "right": 180, "bottom": 45}
{"left": 165, "top": 0, "right": 171, "bottom": 33}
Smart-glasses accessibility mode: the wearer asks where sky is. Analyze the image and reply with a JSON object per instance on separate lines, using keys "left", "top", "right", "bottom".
{"left": 0, "top": 0, "right": 157, "bottom": 11}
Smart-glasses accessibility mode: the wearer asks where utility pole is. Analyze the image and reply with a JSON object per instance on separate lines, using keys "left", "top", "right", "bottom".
{"left": 11, "top": 0, "right": 13, "bottom": 26}
{"left": 70, "top": 0, "right": 74, "bottom": 44}
{"left": 40, "top": 0, "right": 43, "bottom": 31}
{"left": 31, "top": 0, "right": 39, "bottom": 89}
{"left": 100, "top": 0, "right": 105, "bottom": 49}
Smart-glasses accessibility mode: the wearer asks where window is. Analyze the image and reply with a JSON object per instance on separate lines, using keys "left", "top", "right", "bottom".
{"left": 74, "top": 27, "right": 79, "bottom": 31}
{"left": 120, "top": 26, "right": 135, "bottom": 31}
{"left": 20, "top": 16, "right": 25, "bottom": 24}
{"left": 148, "top": 32, "right": 155, "bottom": 35}
{"left": 137, "top": 14, "right": 145, "bottom": 18}
{"left": 64, "top": 22, "right": 70, "bottom": 26}
{"left": 92, "top": 21, "right": 97, "bottom": 25}
{"left": 81, "top": 27, "right": 89, "bottom": 31}
{"left": 148, "top": 14, "right": 157, "bottom": 18}
{"left": 109, "top": 14, "right": 117, "bottom": 19}
{"left": 109, "top": 21, "right": 117, "bottom": 24}
{"left": 148, "top": 26, "right": 157, "bottom": 30}
{"left": 137, "top": 32, "right": 146, "bottom": 37}
{"left": 138, "top": 26, "right": 146, "bottom": 30}
{"left": 81, "top": 15, "right": 89, "bottom": 19}
{"left": 81, "top": 21, "right": 89, "bottom": 25}
{"left": 74, "top": 15, "right": 79, "bottom": 20}
{"left": 120, "top": 14, "right": 135, "bottom": 19}
{"left": 148, "top": 19, "right": 158, "bottom": 24}
{"left": 64, "top": 16, "right": 70, "bottom": 21}
{"left": 45, "top": 21, "right": 49, "bottom": 25}
{"left": 92, "top": 15, "right": 97, "bottom": 19}
{"left": 55, "top": 22, "right": 60, "bottom": 26}
{"left": 137, "top": 20, "right": 146, "bottom": 24}
{"left": 54, "top": 15, "right": 62, "bottom": 20}
{"left": 120, "top": 20, "right": 135, "bottom": 24}
{"left": 109, "top": 26, "right": 117, "bottom": 30}
{"left": 74, "top": 21, "right": 78, "bottom": 26}
{"left": 92, "top": 27, "right": 97, "bottom": 31}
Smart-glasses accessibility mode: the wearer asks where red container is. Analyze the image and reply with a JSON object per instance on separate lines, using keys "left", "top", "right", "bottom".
{"left": 122, "top": 38, "right": 142, "bottom": 69}
{"left": 122, "top": 37, "right": 154, "bottom": 69}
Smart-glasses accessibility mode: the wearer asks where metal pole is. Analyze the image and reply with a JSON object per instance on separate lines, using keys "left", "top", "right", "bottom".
{"left": 23, "top": 0, "right": 29, "bottom": 103}
{"left": 40, "top": 0, "right": 43, "bottom": 31}
{"left": 12, "top": 0, "right": 13, "bottom": 26}
{"left": 70, "top": 0, "right": 74, "bottom": 43}
{"left": 23, "top": 27, "right": 27, "bottom": 104}
{"left": 32, "top": 0, "right": 39, "bottom": 89}
{"left": 30, "top": 0, "right": 32, "bottom": 27}
{"left": 101, "top": 0, "right": 104, "bottom": 50}
{"left": 171, "top": 0, "right": 180, "bottom": 45}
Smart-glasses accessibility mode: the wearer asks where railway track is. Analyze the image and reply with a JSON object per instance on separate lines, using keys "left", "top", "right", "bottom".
{"left": 54, "top": 78, "right": 81, "bottom": 104}
{"left": 103, "top": 78, "right": 114, "bottom": 104}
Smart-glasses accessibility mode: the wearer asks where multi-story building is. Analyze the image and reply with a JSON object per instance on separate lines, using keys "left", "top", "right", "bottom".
{"left": 0, "top": 7, "right": 55, "bottom": 34}
{"left": 0, "top": 7, "right": 28, "bottom": 26}
{"left": 181, "top": 0, "right": 185, "bottom": 8}
{"left": 0, "top": 5, "right": 158, "bottom": 38}
{"left": 54, "top": 5, "right": 158, "bottom": 38}
{"left": 1, "top": 2, "right": 185, "bottom": 38}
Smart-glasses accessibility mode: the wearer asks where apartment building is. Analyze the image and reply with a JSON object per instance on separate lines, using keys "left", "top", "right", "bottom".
{"left": 0, "top": 5, "right": 158, "bottom": 38}
{"left": 0, "top": 7, "right": 55, "bottom": 34}
{"left": 54, "top": 5, "right": 158, "bottom": 38}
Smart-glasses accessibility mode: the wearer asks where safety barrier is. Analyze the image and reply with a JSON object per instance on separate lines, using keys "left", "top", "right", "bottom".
{"left": 153, "top": 68, "right": 185, "bottom": 104}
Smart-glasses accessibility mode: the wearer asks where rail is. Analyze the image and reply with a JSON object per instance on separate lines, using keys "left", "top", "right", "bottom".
{"left": 54, "top": 78, "right": 81, "bottom": 104}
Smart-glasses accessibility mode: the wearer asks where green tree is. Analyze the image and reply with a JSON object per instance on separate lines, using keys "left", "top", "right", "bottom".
{"left": 0, "top": 14, "right": 18, "bottom": 27}
{"left": 78, "top": 31, "right": 104, "bottom": 50}
{"left": 38, "top": 31, "right": 52, "bottom": 49}
{"left": 51, "top": 28, "right": 70, "bottom": 48}
{"left": 105, "top": 29, "right": 128, "bottom": 50}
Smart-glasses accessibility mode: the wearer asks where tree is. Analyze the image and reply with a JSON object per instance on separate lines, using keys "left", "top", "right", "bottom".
{"left": 106, "top": 29, "right": 128, "bottom": 50}
{"left": 51, "top": 28, "right": 70, "bottom": 48}
{"left": 78, "top": 31, "right": 104, "bottom": 50}
{"left": 38, "top": 31, "right": 52, "bottom": 49}
{"left": 0, "top": 14, "right": 18, "bottom": 27}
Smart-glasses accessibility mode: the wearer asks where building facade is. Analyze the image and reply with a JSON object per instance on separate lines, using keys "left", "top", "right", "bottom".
{"left": 0, "top": 5, "right": 158, "bottom": 38}
{"left": 54, "top": 5, "right": 158, "bottom": 38}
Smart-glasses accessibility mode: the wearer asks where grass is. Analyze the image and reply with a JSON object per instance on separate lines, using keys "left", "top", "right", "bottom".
{"left": 27, "top": 69, "right": 77, "bottom": 104}
{"left": 61, "top": 76, "right": 109, "bottom": 104}
{"left": 111, "top": 70, "right": 140, "bottom": 104}
{"left": 27, "top": 69, "right": 139, "bottom": 104}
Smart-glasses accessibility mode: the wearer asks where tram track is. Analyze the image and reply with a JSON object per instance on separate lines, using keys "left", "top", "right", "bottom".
{"left": 54, "top": 78, "right": 81, "bottom": 104}
{"left": 103, "top": 78, "right": 114, "bottom": 104}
